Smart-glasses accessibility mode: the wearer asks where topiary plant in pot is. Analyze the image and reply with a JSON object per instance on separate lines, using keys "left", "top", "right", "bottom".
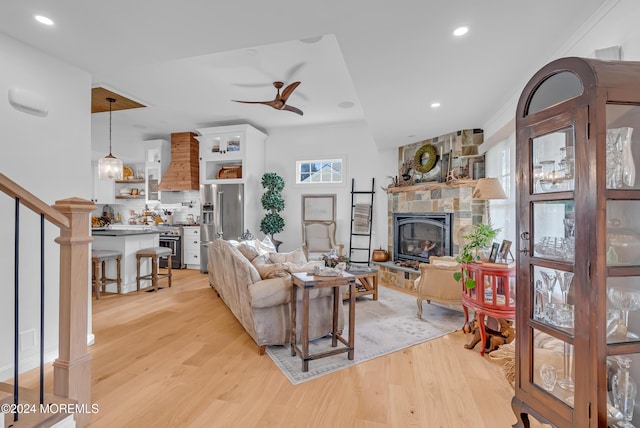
{"left": 453, "top": 222, "right": 501, "bottom": 289}
{"left": 259, "top": 172, "right": 285, "bottom": 250}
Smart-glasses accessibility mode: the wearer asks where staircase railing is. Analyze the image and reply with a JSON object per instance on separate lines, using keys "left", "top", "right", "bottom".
{"left": 0, "top": 173, "right": 94, "bottom": 427}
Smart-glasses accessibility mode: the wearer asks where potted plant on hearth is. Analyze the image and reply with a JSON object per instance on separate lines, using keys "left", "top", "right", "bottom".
{"left": 259, "top": 172, "right": 285, "bottom": 251}
{"left": 453, "top": 222, "right": 501, "bottom": 289}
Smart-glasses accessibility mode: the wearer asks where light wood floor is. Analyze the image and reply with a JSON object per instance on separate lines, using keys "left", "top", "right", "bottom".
{"left": 21, "top": 269, "right": 548, "bottom": 427}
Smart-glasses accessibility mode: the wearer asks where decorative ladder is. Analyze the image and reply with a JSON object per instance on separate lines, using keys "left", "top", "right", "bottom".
{"left": 0, "top": 173, "right": 94, "bottom": 427}
{"left": 348, "top": 178, "right": 375, "bottom": 266}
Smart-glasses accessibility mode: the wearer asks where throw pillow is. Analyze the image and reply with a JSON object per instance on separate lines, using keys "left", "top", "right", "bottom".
{"left": 254, "top": 236, "right": 276, "bottom": 254}
{"left": 236, "top": 242, "right": 260, "bottom": 261}
{"left": 251, "top": 255, "right": 288, "bottom": 279}
{"left": 269, "top": 247, "right": 307, "bottom": 265}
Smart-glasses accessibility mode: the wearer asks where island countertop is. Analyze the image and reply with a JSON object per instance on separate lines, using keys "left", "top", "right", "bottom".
{"left": 92, "top": 229, "right": 160, "bottom": 237}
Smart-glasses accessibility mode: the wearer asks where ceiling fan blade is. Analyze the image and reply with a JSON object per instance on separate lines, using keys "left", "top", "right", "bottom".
{"left": 284, "top": 62, "right": 306, "bottom": 82}
{"left": 283, "top": 104, "right": 304, "bottom": 116}
{"left": 232, "top": 99, "right": 279, "bottom": 107}
{"left": 280, "top": 81, "right": 301, "bottom": 103}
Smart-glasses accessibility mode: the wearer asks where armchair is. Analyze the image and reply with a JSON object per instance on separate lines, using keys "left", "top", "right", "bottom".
{"left": 414, "top": 256, "right": 462, "bottom": 319}
{"left": 301, "top": 221, "right": 344, "bottom": 261}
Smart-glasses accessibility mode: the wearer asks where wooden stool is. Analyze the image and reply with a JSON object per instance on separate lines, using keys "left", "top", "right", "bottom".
{"left": 136, "top": 247, "right": 172, "bottom": 292}
{"left": 91, "top": 250, "right": 122, "bottom": 299}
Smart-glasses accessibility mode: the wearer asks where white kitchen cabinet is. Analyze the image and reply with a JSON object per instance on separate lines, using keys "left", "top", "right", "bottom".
{"left": 183, "top": 226, "right": 200, "bottom": 269}
{"left": 195, "top": 124, "right": 267, "bottom": 185}
{"left": 92, "top": 162, "right": 115, "bottom": 205}
{"left": 144, "top": 139, "right": 171, "bottom": 204}
{"left": 196, "top": 125, "right": 267, "bottom": 236}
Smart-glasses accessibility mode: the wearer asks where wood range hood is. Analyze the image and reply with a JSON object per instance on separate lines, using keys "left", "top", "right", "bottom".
{"left": 157, "top": 132, "right": 200, "bottom": 191}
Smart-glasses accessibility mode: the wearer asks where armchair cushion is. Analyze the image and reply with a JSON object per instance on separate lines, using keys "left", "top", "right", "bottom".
{"left": 302, "top": 221, "right": 343, "bottom": 259}
{"left": 307, "top": 237, "right": 331, "bottom": 253}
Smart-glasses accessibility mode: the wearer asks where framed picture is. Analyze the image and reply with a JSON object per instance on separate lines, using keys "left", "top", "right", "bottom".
{"left": 498, "top": 240, "right": 512, "bottom": 261}
{"left": 489, "top": 242, "right": 500, "bottom": 262}
{"left": 302, "top": 194, "right": 336, "bottom": 222}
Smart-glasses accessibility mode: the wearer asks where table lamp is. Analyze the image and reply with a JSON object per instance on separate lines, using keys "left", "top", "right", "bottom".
{"left": 472, "top": 177, "right": 507, "bottom": 226}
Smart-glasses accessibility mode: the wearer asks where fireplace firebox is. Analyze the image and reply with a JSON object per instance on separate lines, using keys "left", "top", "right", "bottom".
{"left": 393, "top": 213, "right": 453, "bottom": 263}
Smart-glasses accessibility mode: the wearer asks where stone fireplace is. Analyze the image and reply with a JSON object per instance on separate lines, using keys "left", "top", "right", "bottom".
{"left": 376, "top": 180, "right": 485, "bottom": 290}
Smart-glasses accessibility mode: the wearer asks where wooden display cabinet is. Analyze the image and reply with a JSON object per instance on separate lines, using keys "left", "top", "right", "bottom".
{"left": 513, "top": 57, "right": 640, "bottom": 427}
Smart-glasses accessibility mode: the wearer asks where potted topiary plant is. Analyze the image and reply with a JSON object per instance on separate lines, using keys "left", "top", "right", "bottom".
{"left": 453, "top": 222, "right": 501, "bottom": 289}
{"left": 259, "top": 172, "right": 285, "bottom": 251}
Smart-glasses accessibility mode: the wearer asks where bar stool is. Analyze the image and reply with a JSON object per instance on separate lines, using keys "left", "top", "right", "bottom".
{"left": 91, "top": 250, "right": 122, "bottom": 299}
{"left": 136, "top": 247, "right": 172, "bottom": 292}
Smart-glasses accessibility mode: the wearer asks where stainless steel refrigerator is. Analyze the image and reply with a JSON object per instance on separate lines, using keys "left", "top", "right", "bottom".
{"left": 200, "top": 183, "right": 244, "bottom": 273}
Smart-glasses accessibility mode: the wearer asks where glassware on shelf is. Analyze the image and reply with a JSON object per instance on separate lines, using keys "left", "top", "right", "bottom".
{"left": 607, "top": 285, "right": 640, "bottom": 340}
{"left": 539, "top": 364, "right": 557, "bottom": 392}
{"left": 557, "top": 271, "right": 574, "bottom": 304}
{"left": 534, "top": 279, "right": 545, "bottom": 321}
{"left": 534, "top": 236, "right": 575, "bottom": 262}
{"left": 540, "top": 271, "right": 558, "bottom": 308}
{"left": 608, "top": 309, "right": 628, "bottom": 341}
{"left": 558, "top": 343, "right": 575, "bottom": 392}
{"left": 611, "top": 356, "right": 637, "bottom": 428}
{"left": 607, "top": 127, "right": 635, "bottom": 189}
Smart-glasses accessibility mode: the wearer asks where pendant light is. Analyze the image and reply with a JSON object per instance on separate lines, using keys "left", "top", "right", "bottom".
{"left": 98, "top": 97, "right": 123, "bottom": 180}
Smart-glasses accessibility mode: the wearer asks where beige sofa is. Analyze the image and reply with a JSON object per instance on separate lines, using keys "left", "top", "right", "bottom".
{"left": 207, "top": 238, "right": 345, "bottom": 355}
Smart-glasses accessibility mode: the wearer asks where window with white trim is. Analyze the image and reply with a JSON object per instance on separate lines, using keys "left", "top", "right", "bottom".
{"left": 485, "top": 135, "right": 516, "bottom": 244}
{"left": 296, "top": 159, "right": 343, "bottom": 184}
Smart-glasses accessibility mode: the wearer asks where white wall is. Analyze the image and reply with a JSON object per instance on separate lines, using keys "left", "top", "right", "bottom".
{"left": 263, "top": 121, "right": 396, "bottom": 256}
{"left": 483, "top": 0, "right": 640, "bottom": 147}
{"left": 0, "top": 33, "right": 92, "bottom": 379}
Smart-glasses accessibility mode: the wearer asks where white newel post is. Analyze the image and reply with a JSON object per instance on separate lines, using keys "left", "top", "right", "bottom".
{"left": 52, "top": 197, "right": 95, "bottom": 428}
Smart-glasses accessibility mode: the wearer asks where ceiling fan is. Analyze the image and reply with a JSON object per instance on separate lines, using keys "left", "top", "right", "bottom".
{"left": 233, "top": 81, "right": 304, "bottom": 116}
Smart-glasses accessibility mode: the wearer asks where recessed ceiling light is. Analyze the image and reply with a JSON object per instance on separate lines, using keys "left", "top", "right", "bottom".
{"left": 338, "top": 101, "right": 355, "bottom": 109}
{"left": 453, "top": 26, "right": 468, "bottom": 37}
{"left": 34, "top": 15, "right": 54, "bottom": 26}
{"left": 300, "top": 36, "right": 323, "bottom": 44}
{"left": 431, "top": 102, "right": 441, "bottom": 108}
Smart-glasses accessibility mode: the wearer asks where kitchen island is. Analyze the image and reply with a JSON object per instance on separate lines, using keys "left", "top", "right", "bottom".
{"left": 92, "top": 228, "right": 160, "bottom": 294}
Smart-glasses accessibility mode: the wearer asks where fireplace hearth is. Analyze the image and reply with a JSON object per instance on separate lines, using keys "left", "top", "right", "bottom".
{"left": 393, "top": 213, "right": 452, "bottom": 263}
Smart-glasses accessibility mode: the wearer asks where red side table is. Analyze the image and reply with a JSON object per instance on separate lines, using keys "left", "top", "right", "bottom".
{"left": 461, "top": 262, "right": 516, "bottom": 355}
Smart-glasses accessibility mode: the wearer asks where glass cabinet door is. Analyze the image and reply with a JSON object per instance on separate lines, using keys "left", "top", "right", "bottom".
{"left": 515, "top": 57, "right": 640, "bottom": 428}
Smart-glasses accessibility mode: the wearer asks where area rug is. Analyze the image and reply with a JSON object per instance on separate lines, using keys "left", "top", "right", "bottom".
{"left": 266, "top": 286, "right": 465, "bottom": 384}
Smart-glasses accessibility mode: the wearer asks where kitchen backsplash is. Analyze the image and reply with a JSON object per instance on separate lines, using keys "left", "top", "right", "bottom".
{"left": 93, "top": 190, "right": 201, "bottom": 225}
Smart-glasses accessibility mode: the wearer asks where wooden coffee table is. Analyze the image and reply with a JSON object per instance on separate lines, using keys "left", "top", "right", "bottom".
{"left": 344, "top": 267, "right": 378, "bottom": 300}
{"left": 290, "top": 272, "right": 356, "bottom": 372}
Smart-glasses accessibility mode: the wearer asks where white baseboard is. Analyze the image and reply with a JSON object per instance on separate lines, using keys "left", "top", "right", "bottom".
{"left": 0, "top": 347, "right": 58, "bottom": 381}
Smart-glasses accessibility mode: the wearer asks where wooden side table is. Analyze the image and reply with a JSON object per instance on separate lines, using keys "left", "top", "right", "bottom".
{"left": 344, "top": 268, "right": 378, "bottom": 300}
{"left": 290, "top": 272, "right": 356, "bottom": 372}
{"left": 461, "top": 263, "right": 516, "bottom": 356}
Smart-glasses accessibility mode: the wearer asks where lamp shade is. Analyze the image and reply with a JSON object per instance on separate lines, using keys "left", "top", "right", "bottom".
{"left": 98, "top": 154, "right": 123, "bottom": 180}
{"left": 472, "top": 177, "right": 507, "bottom": 200}
{"left": 98, "top": 96, "right": 123, "bottom": 180}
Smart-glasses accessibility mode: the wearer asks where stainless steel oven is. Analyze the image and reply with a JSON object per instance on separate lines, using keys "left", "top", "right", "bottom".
{"left": 159, "top": 226, "right": 184, "bottom": 269}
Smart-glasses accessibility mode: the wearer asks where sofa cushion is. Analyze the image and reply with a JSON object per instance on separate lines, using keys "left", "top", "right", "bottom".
{"left": 269, "top": 247, "right": 307, "bottom": 265}
{"left": 248, "top": 277, "right": 291, "bottom": 308}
